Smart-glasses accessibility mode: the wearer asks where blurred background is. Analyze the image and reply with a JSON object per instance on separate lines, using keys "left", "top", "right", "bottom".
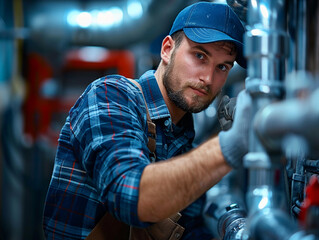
{"left": 0, "top": 0, "right": 246, "bottom": 239}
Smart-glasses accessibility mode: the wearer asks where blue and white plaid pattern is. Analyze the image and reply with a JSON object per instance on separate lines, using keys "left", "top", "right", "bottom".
{"left": 43, "top": 70, "right": 212, "bottom": 239}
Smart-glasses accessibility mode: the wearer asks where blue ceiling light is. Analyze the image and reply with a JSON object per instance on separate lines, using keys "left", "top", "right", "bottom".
{"left": 127, "top": 0, "right": 143, "bottom": 19}
{"left": 76, "top": 11, "right": 92, "bottom": 28}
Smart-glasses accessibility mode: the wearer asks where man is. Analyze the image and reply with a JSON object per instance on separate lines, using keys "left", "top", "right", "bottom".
{"left": 43, "top": 2, "right": 251, "bottom": 239}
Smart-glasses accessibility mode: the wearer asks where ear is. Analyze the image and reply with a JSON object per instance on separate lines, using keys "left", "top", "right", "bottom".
{"left": 160, "top": 35, "right": 174, "bottom": 65}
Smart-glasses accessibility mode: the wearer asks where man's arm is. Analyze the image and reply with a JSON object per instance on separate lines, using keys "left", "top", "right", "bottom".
{"left": 138, "top": 136, "right": 230, "bottom": 222}
{"left": 138, "top": 90, "right": 252, "bottom": 222}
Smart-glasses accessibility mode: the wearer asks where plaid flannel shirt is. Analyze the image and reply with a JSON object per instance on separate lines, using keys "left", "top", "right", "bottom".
{"left": 43, "top": 70, "right": 213, "bottom": 239}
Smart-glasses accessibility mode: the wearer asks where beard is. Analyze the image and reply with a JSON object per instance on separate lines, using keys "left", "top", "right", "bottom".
{"left": 162, "top": 52, "right": 217, "bottom": 113}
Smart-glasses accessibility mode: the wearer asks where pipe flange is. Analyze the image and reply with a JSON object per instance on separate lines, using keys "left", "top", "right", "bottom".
{"left": 218, "top": 204, "right": 247, "bottom": 239}
{"left": 245, "top": 77, "right": 283, "bottom": 97}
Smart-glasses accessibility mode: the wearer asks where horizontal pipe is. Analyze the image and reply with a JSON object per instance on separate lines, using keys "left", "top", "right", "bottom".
{"left": 254, "top": 87, "right": 319, "bottom": 155}
{"left": 27, "top": 0, "right": 185, "bottom": 49}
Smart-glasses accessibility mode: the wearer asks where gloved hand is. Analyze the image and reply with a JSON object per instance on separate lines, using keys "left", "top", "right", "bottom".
{"left": 218, "top": 90, "right": 252, "bottom": 168}
{"left": 218, "top": 95, "right": 237, "bottom": 131}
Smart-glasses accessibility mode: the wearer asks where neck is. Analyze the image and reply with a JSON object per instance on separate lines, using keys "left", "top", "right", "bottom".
{"left": 154, "top": 65, "right": 186, "bottom": 125}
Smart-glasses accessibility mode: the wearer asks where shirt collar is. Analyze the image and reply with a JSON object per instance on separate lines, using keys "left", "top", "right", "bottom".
{"left": 138, "top": 70, "right": 195, "bottom": 140}
{"left": 138, "top": 70, "right": 170, "bottom": 120}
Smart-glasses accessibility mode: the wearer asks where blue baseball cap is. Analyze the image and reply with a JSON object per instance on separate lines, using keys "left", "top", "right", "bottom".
{"left": 169, "top": 2, "right": 246, "bottom": 68}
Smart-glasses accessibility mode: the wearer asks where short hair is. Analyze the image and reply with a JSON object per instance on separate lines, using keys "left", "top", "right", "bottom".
{"left": 170, "top": 30, "right": 185, "bottom": 49}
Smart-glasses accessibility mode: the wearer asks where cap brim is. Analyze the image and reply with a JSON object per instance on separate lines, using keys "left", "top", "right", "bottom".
{"left": 183, "top": 28, "right": 246, "bottom": 69}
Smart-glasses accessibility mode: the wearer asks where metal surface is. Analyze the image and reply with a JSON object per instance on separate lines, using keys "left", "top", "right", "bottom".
{"left": 248, "top": 208, "right": 297, "bottom": 240}
{"left": 244, "top": 0, "right": 289, "bottom": 225}
{"left": 215, "top": 0, "right": 319, "bottom": 239}
{"left": 254, "top": 88, "right": 319, "bottom": 156}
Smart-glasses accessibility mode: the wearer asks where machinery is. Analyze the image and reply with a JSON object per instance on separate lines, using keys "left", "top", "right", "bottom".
{"left": 204, "top": 0, "right": 319, "bottom": 239}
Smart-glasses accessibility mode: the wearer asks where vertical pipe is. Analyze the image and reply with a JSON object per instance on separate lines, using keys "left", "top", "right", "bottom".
{"left": 305, "top": 0, "right": 319, "bottom": 77}
{"left": 287, "top": 0, "right": 307, "bottom": 73}
{"left": 241, "top": 0, "right": 319, "bottom": 238}
{"left": 243, "top": 0, "right": 290, "bottom": 232}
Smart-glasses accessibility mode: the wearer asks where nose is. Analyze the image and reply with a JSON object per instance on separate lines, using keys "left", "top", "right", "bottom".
{"left": 200, "top": 66, "right": 215, "bottom": 85}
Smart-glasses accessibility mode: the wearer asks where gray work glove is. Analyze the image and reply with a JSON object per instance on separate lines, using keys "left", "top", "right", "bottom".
{"left": 218, "top": 95, "right": 237, "bottom": 131}
{"left": 218, "top": 90, "right": 252, "bottom": 168}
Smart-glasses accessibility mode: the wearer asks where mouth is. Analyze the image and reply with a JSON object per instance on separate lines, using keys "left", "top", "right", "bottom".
{"left": 190, "top": 87, "right": 208, "bottom": 96}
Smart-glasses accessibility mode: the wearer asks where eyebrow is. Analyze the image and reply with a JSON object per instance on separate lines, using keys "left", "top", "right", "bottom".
{"left": 193, "top": 45, "right": 235, "bottom": 67}
{"left": 224, "top": 61, "right": 234, "bottom": 67}
{"left": 193, "top": 45, "right": 212, "bottom": 57}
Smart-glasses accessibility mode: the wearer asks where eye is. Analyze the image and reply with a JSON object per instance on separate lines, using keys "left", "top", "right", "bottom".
{"left": 195, "top": 52, "right": 205, "bottom": 60}
{"left": 218, "top": 64, "right": 228, "bottom": 72}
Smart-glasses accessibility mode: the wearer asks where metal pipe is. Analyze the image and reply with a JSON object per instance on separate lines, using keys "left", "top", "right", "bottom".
{"left": 242, "top": 0, "right": 293, "bottom": 238}
{"left": 305, "top": 0, "right": 319, "bottom": 76}
{"left": 243, "top": 0, "right": 288, "bottom": 213}
{"left": 248, "top": 208, "right": 297, "bottom": 240}
{"left": 244, "top": 0, "right": 288, "bottom": 99}
{"left": 254, "top": 88, "right": 319, "bottom": 156}
{"left": 221, "top": 0, "right": 319, "bottom": 238}
{"left": 204, "top": 171, "right": 247, "bottom": 239}
{"left": 243, "top": 0, "right": 288, "bottom": 186}
{"left": 218, "top": 205, "right": 246, "bottom": 240}
{"left": 26, "top": 0, "right": 186, "bottom": 49}
{"left": 241, "top": 0, "right": 319, "bottom": 239}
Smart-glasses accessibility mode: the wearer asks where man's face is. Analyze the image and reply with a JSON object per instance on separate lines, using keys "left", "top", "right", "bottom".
{"left": 163, "top": 36, "right": 237, "bottom": 113}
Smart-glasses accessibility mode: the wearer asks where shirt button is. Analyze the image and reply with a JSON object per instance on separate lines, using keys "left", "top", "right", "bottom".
{"left": 164, "top": 119, "right": 170, "bottom": 126}
{"left": 174, "top": 232, "right": 181, "bottom": 239}
{"left": 164, "top": 144, "right": 168, "bottom": 150}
